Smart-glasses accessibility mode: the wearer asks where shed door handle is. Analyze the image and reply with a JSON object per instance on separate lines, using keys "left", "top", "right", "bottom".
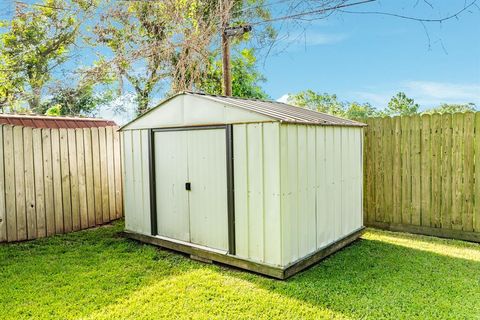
{"left": 185, "top": 182, "right": 191, "bottom": 191}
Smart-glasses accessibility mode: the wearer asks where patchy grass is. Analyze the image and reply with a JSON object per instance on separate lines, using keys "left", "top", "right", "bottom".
{"left": 1, "top": 221, "right": 479, "bottom": 319}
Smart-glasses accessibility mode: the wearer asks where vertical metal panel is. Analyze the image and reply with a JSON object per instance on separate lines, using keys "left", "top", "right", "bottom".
{"left": 140, "top": 130, "right": 151, "bottom": 234}
{"left": 324, "top": 127, "right": 337, "bottom": 245}
{"left": 246, "top": 124, "right": 265, "bottom": 261}
{"left": 125, "top": 130, "right": 151, "bottom": 235}
{"left": 154, "top": 130, "right": 189, "bottom": 241}
{"left": 280, "top": 124, "right": 291, "bottom": 265}
{"left": 286, "top": 125, "right": 299, "bottom": 263}
{"left": 123, "top": 131, "right": 136, "bottom": 232}
{"left": 315, "top": 126, "right": 328, "bottom": 248}
{"left": 297, "top": 125, "right": 316, "bottom": 257}
{"left": 333, "top": 128, "right": 343, "bottom": 240}
{"left": 305, "top": 126, "right": 317, "bottom": 251}
{"left": 233, "top": 124, "right": 249, "bottom": 259}
{"left": 341, "top": 128, "right": 350, "bottom": 236}
{"left": 188, "top": 128, "right": 229, "bottom": 251}
{"left": 262, "top": 123, "right": 281, "bottom": 265}
{"left": 233, "top": 123, "right": 282, "bottom": 265}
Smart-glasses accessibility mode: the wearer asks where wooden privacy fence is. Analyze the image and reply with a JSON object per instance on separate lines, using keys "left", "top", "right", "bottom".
{"left": 364, "top": 112, "right": 480, "bottom": 242}
{"left": 0, "top": 125, "right": 123, "bottom": 243}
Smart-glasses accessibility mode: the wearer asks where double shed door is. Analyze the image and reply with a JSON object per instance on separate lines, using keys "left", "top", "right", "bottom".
{"left": 154, "top": 128, "right": 229, "bottom": 252}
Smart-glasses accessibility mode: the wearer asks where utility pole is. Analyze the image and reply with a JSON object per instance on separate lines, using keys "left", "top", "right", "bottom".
{"left": 221, "top": 1, "right": 252, "bottom": 96}
{"left": 221, "top": 23, "right": 232, "bottom": 96}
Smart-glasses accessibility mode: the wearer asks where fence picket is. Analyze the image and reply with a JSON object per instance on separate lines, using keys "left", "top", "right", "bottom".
{"left": 23, "top": 127, "right": 37, "bottom": 240}
{"left": 76, "top": 129, "right": 88, "bottom": 229}
{"left": 411, "top": 116, "right": 421, "bottom": 226}
{"left": 420, "top": 114, "right": 431, "bottom": 227}
{"left": 0, "top": 126, "right": 6, "bottom": 242}
{"left": 106, "top": 127, "right": 116, "bottom": 220}
{"left": 451, "top": 113, "right": 464, "bottom": 230}
{"left": 33, "top": 129, "right": 46, "bottom": 238}
{"left": 14, "top": 126, "right": 27, "bottom": 241}
{"left": 464, "top": 113, "right": 475, "bottom": 232}
{"left": 113, "top": 130, "right": 123, "bottom": 218}
{"left": 431, "top": 114, "right": 442, "bottom": 228}
{"left": 83, "top": 128, "right": 96, "bottom": 227}
{"left": 475, "top": 113, "right": 480, "bottom": 232}
{"left": 42, "top": 129, "right": 55, "bottom": 236}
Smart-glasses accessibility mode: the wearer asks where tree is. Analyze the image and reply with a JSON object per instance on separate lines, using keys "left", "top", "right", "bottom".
{"left": 423, "top": 103, "right": 477, "bottom": 114}
{"left": 41, "top": 83, "right": 113, "bottom": 116}
{"left": 198, "top": 48, "right": 268, "bottom": 99}
{"left": 386, "top": 92, "right": 419, "bottom": 116}
{"left": 287, "top": 90, "right": 345, "bottom": 116}
{"left": 0, "top": 0, "right": 92, "bottom": 112}
{"left": 345, "top": 102, "right": 382, "bottom": 120}
{"left": 93, "top": 0, "right": 274, "bottom": 115}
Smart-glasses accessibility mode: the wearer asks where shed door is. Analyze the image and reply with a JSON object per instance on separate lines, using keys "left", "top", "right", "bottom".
{"left": 187, "top": 129, "right": 228, "bottom": 251}
{"left": 154, "top": 128, "right": 228, "bottom": 252}
{"left": 154, "top": 131, "right": 190, "bottom": 241}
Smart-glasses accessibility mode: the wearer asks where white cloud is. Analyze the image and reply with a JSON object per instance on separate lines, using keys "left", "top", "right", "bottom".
{"left": 280, "top": 31, "right": 348, "bottom": 49}
{"left": 402, "top": 81, "right": 480, "bottom": 106}
{"left": 276, "top": 94, "right": 289, "bottom": 103}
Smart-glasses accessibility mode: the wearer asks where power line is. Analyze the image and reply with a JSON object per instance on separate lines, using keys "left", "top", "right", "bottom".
{"left": 249, "top": 0, "right": 376, "bottom": 25}
{"left": 338, "top": 0, "right": 478, "bottom": 23}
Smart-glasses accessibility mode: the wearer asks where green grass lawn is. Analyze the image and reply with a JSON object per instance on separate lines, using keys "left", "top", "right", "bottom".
{"left": 1, "top": 221, "right": 479, "bottom": 319}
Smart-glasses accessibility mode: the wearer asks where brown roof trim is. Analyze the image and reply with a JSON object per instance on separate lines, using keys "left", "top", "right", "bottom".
{"left": 0, "top": 114, "right": 117, "bottom": 129}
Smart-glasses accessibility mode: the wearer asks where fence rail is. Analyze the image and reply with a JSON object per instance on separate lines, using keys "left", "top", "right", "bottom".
{"left": 363, "top": 112, "right": 480, "bottom": 242}
{"left": 0, "top": 125, "right": 123, "bottom": 243}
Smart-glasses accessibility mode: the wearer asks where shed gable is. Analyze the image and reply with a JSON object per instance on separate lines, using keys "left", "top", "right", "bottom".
{"left": 121, "top": 94, "right": 276, "bottom": 130}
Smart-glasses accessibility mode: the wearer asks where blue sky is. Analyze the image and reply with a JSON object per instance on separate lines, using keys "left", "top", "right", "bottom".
{"left": 1, "top": 0, "right": 479, "bottom": 122}
{"left": 261, "top": 1, "right": 480, "bottom": 109}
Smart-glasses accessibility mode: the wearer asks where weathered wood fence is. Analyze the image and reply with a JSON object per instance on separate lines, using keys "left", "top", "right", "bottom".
{"left": 0, "top": 125, "right": 123, "bottom": 243}
{"left": 364, "top": 112, "right": 480, "bottom": 242}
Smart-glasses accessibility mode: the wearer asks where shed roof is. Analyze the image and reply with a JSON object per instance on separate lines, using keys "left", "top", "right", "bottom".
{"left": 188, "top": 92, "right": 366, "bottom": 127}
{"left": 0, "top": 114, "right": 116, "bottom": 129}
{"left": 122, "top": 92, "right": 366, "bottom": 130}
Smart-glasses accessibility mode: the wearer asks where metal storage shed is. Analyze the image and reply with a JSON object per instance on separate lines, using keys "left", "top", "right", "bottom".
{"left": 120, "top": 92, "right": 366, "bottom": 279}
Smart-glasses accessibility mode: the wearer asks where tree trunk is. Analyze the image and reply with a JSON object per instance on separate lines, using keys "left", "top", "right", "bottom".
{"left": 28, "top": 86, "right": 42, "bottom": 113}
{"left": 135, "top": 89, "right": 150, "bottom": 115}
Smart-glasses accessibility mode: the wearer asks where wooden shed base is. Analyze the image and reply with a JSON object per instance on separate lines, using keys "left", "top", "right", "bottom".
{"left": 121, "top": 227, "right": 365, "bottom": 280}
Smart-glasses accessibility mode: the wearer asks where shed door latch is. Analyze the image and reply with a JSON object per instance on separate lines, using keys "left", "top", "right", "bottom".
{"left": 185, "top": 182, "right": 191, "bottom": 191}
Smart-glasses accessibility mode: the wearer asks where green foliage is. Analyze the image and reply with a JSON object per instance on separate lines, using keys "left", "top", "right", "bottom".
{"left": 45, "top": 104, "right": 62, "bottom": 116}
{"left": 288, "top": 90, "right": 382, "bottom": 120}
{"left": 94, "top": 0, "right": 274, "bottom": 114}
{"left": 345, "top": 101, "right": 384, "bottom": 120}
{"left": 0, "top": 0, "right": 83, "bottom": 112}
{"left": 423, "top": 103, "right": 477, "bottom": 114}
{"left": 386, "top": 92, "right": 419, "bottom": 116}
{"left": 288, "top": 90, "right": 345, "bottom": 116}
{"left": 41, "top": 84, "right": 113, "bottom": 116}
{"left": 1, "top": 222, "right": 479, "bottom": 319}
{"left": 199, "top": 48, "right": 268, "bottom": 99}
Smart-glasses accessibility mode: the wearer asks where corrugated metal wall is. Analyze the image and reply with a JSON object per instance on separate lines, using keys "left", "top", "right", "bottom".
{"left": 123, "top": 130, "right": 151, "bottom": 235}
{"left": 233, "top": 123, "right": 282, "bottom": 266}
{"left": 123, "top": 123, "right": 363, "bottom": 268}
{"left": 280, "top": 124, "right": 363, "bottom": 266}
